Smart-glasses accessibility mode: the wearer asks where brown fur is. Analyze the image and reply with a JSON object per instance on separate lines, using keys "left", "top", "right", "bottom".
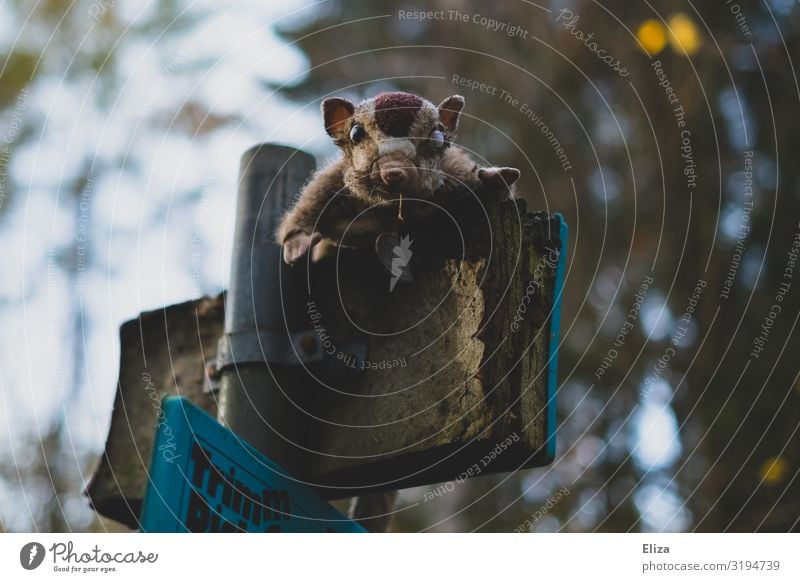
{"left": 278, "top": 92, "right": 520, "bottom": 264}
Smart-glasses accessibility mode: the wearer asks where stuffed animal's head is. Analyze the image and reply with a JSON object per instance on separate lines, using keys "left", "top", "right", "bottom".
{"left": 321, "top": 92, "right": 465, "bottom": 200}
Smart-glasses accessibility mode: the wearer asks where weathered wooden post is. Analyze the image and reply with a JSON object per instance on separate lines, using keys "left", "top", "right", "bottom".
{"left": 86, "top": 143, "right": 568, "bottom": 532}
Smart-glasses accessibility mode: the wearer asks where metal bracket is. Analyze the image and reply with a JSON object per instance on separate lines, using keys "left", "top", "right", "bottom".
{"left": 203, "top": 358, "right": 222, "bottom": 394}
{"left": 215, "top": 329, "right": 368, "bottom": 372}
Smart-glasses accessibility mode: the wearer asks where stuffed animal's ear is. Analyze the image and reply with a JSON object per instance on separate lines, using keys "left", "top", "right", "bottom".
{"left": 322, "top": 97, "right": 355, "bottom": 140}
{"left": 437, "top": 95, "right": 465, "bottom": 133}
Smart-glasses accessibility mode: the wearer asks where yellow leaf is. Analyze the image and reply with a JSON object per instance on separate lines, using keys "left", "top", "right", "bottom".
{"left": 668, "top": 13, "right": 702, "bottom": 56}
{"left": 637, "top": 20, "right": 667, "bottom": 56}
{"left": 759, "top": 457, "right": 789, "bottom": 485}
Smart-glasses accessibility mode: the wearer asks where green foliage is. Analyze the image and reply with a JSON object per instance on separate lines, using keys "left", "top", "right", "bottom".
{"left": 0, "top": 50, "right": 38, "bottom": 108}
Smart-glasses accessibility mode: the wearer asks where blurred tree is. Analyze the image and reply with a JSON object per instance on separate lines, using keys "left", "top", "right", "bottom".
{"left": 0, "top": 0, "right": 229, "bottom": 533}
{"left": 272, "top": 0, "right": 800, "bottom": 532}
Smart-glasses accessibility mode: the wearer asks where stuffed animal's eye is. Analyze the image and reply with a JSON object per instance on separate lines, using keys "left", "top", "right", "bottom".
{"left": 349, "top": 123, "right": 366, "bottom": 144}
{"left": 430, "top": 129, "right": 446, "bottom": 148}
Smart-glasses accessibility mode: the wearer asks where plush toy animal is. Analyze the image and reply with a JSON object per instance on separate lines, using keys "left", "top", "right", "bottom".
{"left": 278, "top": 91, "right": 520, "bottom": 265}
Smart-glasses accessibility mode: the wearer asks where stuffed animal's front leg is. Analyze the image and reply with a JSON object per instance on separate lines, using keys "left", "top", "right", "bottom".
{"left": 277, "top": 162, "right": 346, "bottom": 265}
{"left": 439, "top": 147, "right": 520, "bottom": 199}
{"left": 277, "top": 197, "right": 325, "bottom": 264}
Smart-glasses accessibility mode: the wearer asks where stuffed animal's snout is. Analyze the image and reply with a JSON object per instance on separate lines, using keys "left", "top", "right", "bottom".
{"left": 371, "top": 151, "right": 418, "bottom": 192}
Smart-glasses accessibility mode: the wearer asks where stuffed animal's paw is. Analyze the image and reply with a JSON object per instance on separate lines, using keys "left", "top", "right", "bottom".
{"left": 478, "top": 167, "right": 521, "bottom": 195}
{"left": 283, "top": 231, "right": 322, "bottom": 264}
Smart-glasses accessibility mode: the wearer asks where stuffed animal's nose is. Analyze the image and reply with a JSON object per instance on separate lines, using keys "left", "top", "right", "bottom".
{"left": 375, "top": 152, "right": 413, "bottom": 190}
{"left": 381, "top": 168, "right": 406, "bottom": 185}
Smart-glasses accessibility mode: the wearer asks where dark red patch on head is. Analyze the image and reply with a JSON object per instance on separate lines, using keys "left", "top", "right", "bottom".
{"left": 374, "top": 92, "right": 423, "bottom": 137}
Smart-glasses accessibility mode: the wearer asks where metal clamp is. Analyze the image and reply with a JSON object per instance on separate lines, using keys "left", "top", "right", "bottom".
{"left": 215, "top": 329, "right": 368, "bottom": 370}
{"left": 216, "top": 329, "right": 325, "bottom": 370}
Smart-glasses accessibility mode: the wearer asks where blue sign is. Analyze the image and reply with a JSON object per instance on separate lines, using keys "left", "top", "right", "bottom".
{"left": 140, "top": 396, "right": 365, "bottom": 533}
{"left": 544, "top": 214, "right": 568, "bottom": 463}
